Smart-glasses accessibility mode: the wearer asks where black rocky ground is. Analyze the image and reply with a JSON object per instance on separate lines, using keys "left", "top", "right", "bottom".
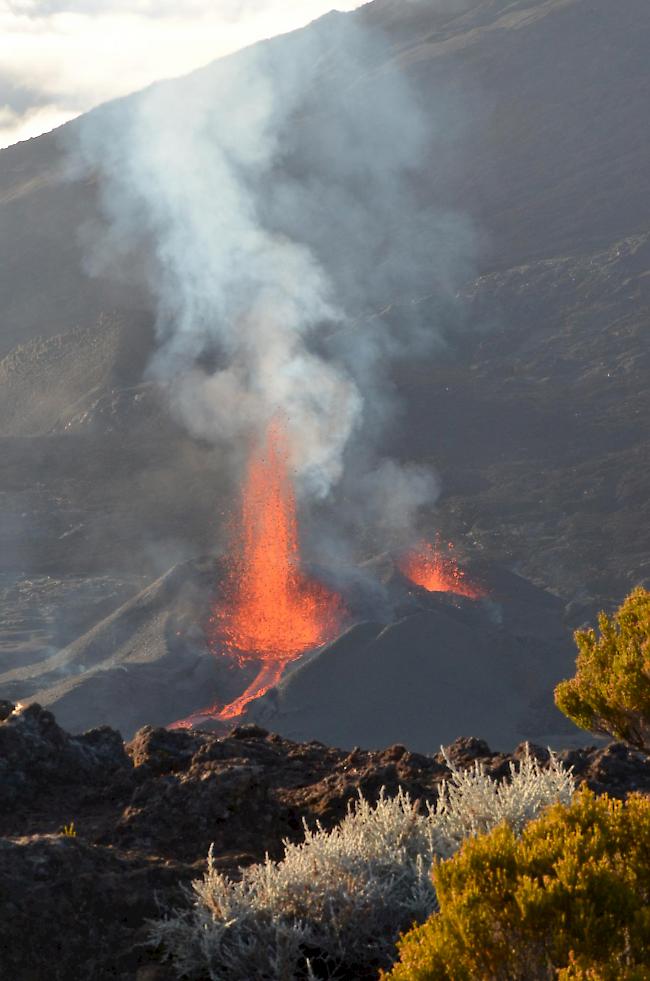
{"left": 1, "top": 0, "right": 650, "bottom": 761}
{"left": 2, "top": 700, "right": 650, "bottom": 981}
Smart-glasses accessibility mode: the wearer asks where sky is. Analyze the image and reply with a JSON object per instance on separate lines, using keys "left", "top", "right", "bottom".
{"left": 0, "top": 0, "right": 367, "bottom": 149}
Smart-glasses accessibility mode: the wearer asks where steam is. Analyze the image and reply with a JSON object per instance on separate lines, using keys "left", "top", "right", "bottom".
{"left": 72, "top": 11, "right": 473, "bottom": 546}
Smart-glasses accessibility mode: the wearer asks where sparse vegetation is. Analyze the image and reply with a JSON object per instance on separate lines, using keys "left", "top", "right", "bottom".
{"left": 383, "top": 788, "right": 650, "bottom": 981}
{"left": 151, "top": 749, "right": 573, "bottom": 980}
{"left": 555, "top": 586, "right": 650, "bottom": 751}
{"left": 434, "top": 748, "right": 574, "bottom": 852}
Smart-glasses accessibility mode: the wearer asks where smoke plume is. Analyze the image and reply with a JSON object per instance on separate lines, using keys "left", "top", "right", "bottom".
{"left": 71, "top": 10, "right": 474, "bottom": 554}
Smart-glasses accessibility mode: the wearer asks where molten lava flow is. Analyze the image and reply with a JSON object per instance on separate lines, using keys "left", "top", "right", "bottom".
{"left": 399, "top": 539, "right": 484, "bottom": 599}
{"left": 217, "top": 661, "right": 286, "bottom": 720}
{"left": 211, "top": 420, "right": 343, "bottom": 718}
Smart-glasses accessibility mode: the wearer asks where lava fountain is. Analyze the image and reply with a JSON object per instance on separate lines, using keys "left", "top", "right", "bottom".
{"left": 399, "top": 538, "right": 485, "bottom": 599}
{"left": 211, "top": 419, "right": 343, "bottom": 719}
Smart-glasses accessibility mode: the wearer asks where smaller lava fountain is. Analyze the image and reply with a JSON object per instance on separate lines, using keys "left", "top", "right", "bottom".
{"left": 399, "top": 538, "right": 484, "bottom": 599}
{"left": 210, "top": 419, "right": 343, "bottom": 720}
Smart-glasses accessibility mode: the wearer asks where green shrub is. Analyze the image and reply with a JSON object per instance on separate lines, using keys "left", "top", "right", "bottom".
{"left": 555, "top": 586, "right": 650, "bottom": 750}
{"left": 383, "top": 788, "right": 650, "bottom": 981}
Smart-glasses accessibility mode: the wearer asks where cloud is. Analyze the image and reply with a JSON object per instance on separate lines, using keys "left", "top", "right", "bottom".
{"left": 0, "top": 1, "right": 368, "bottom": 147}
{"left": 6, "top": 1, "right": 277, "bottom": 17}
{"left": 0, "top": 71, "right": 75, "bottom": 144}
{"left": 0, "top": 101, "right": 74, "bottom": 146}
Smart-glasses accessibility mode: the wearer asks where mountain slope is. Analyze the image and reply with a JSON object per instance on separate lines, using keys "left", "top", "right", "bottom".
{"left": 0, "top": 0, "right": 649, "bottom": 739}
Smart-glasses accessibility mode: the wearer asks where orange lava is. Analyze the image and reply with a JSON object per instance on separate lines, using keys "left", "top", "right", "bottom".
{"left": 218, "top": 661, "right": 286, "bottom": 720}
{"left": 399, "top": 539, "right": 484, "bottom": 599}
{"left": 169, "top": 422, "right": 343, "bottom": 731}
{"left": 215, "top": 420, "right": 342, "bottom": 659}
{"left": 207, "top": 419, "right": 343, "bottom": 719}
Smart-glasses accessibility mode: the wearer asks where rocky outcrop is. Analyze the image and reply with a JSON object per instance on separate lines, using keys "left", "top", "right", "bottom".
{"left": 0, "top": 700, "right": 130, "bottom": 810}
{"left": 0, "top": 835, "right": 182, "bottom": 981}
{"left": 2, "top": 702, "right": 650, "bottom": 980}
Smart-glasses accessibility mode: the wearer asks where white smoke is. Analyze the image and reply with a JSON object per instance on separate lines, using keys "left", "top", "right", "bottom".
{"left": 72, "top": 11, "right": 474, "bottom": 542}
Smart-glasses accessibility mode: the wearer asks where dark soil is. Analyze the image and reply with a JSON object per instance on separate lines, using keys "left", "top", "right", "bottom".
{"left": 2, "top": 701, "right": 650, "bottom": 980}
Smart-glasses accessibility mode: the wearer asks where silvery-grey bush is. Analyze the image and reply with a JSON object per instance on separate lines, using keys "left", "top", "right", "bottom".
{"left": 433, "top": 748, "right": 574, "bottom": 853}
{"left": 151, "top": 747, "right": 574, "bottom": 980}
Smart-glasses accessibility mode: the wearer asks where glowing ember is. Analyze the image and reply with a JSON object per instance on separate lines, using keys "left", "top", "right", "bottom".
{"left": 201, "top": 419, "right": 343, "bottom": 720}
{"left": 170, "top": 422, "right": 343, "bottom": 731}
{"left": 218, "top": 661, "right": 286, "bottom": 720}
{"left": 399, "top": 539, "right": 484, "bottom": 599}
{"left": 215, "top": 420, "right": 342, "bottom": 659}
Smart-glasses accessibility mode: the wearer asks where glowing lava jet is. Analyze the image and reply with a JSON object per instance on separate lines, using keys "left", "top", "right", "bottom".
{"left": 399, "top": 538, "right": 484, "bottom": 599}
{"left": 210, "top": 419, "right": 343, "bottom": 720}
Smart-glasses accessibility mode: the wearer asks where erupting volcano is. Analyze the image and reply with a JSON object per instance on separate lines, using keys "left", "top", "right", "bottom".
{"left": 211, "top": 420, "right": 343, "bottom": 719}
{"left": 399, "top": 539, "right": 485, "bottom": 599}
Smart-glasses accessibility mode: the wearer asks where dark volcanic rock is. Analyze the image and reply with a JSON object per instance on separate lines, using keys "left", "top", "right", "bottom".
{"left": 0, "top": 701, "right": 131, "bottom": 811}
{"left": 2, "top": 704, "right": 650, "bottom": 979}
{"left": 118, "top": 725, "right": 451, "bottom": 863}
{"left": 0, "top": 698, "right": 14, "bottom": 721}
{"left": 0, "top": 835, "right": 181, "bottom": 981}
{"left": 443, "top": 735, "right": 495, "bottom": 766}
{"left": 1, "top": 0, "right": 650, "bottom": 755}
{"left": 559, "top": 742, "right": 650, "bottom": 798}
{"left": 244, "top": 571, "right": 579, "bottom": 753}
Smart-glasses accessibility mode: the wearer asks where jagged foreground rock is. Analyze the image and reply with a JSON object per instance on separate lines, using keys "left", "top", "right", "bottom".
{"left": 2, "top": 701, "right": 650, "bottom": 980}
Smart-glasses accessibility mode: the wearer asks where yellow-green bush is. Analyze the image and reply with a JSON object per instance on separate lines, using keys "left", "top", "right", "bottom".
{"left": 555, "top": 586, "right": 650, "bottom": 750}
{"left": 383, "top": 788, "right": 650, "bottom": 981}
